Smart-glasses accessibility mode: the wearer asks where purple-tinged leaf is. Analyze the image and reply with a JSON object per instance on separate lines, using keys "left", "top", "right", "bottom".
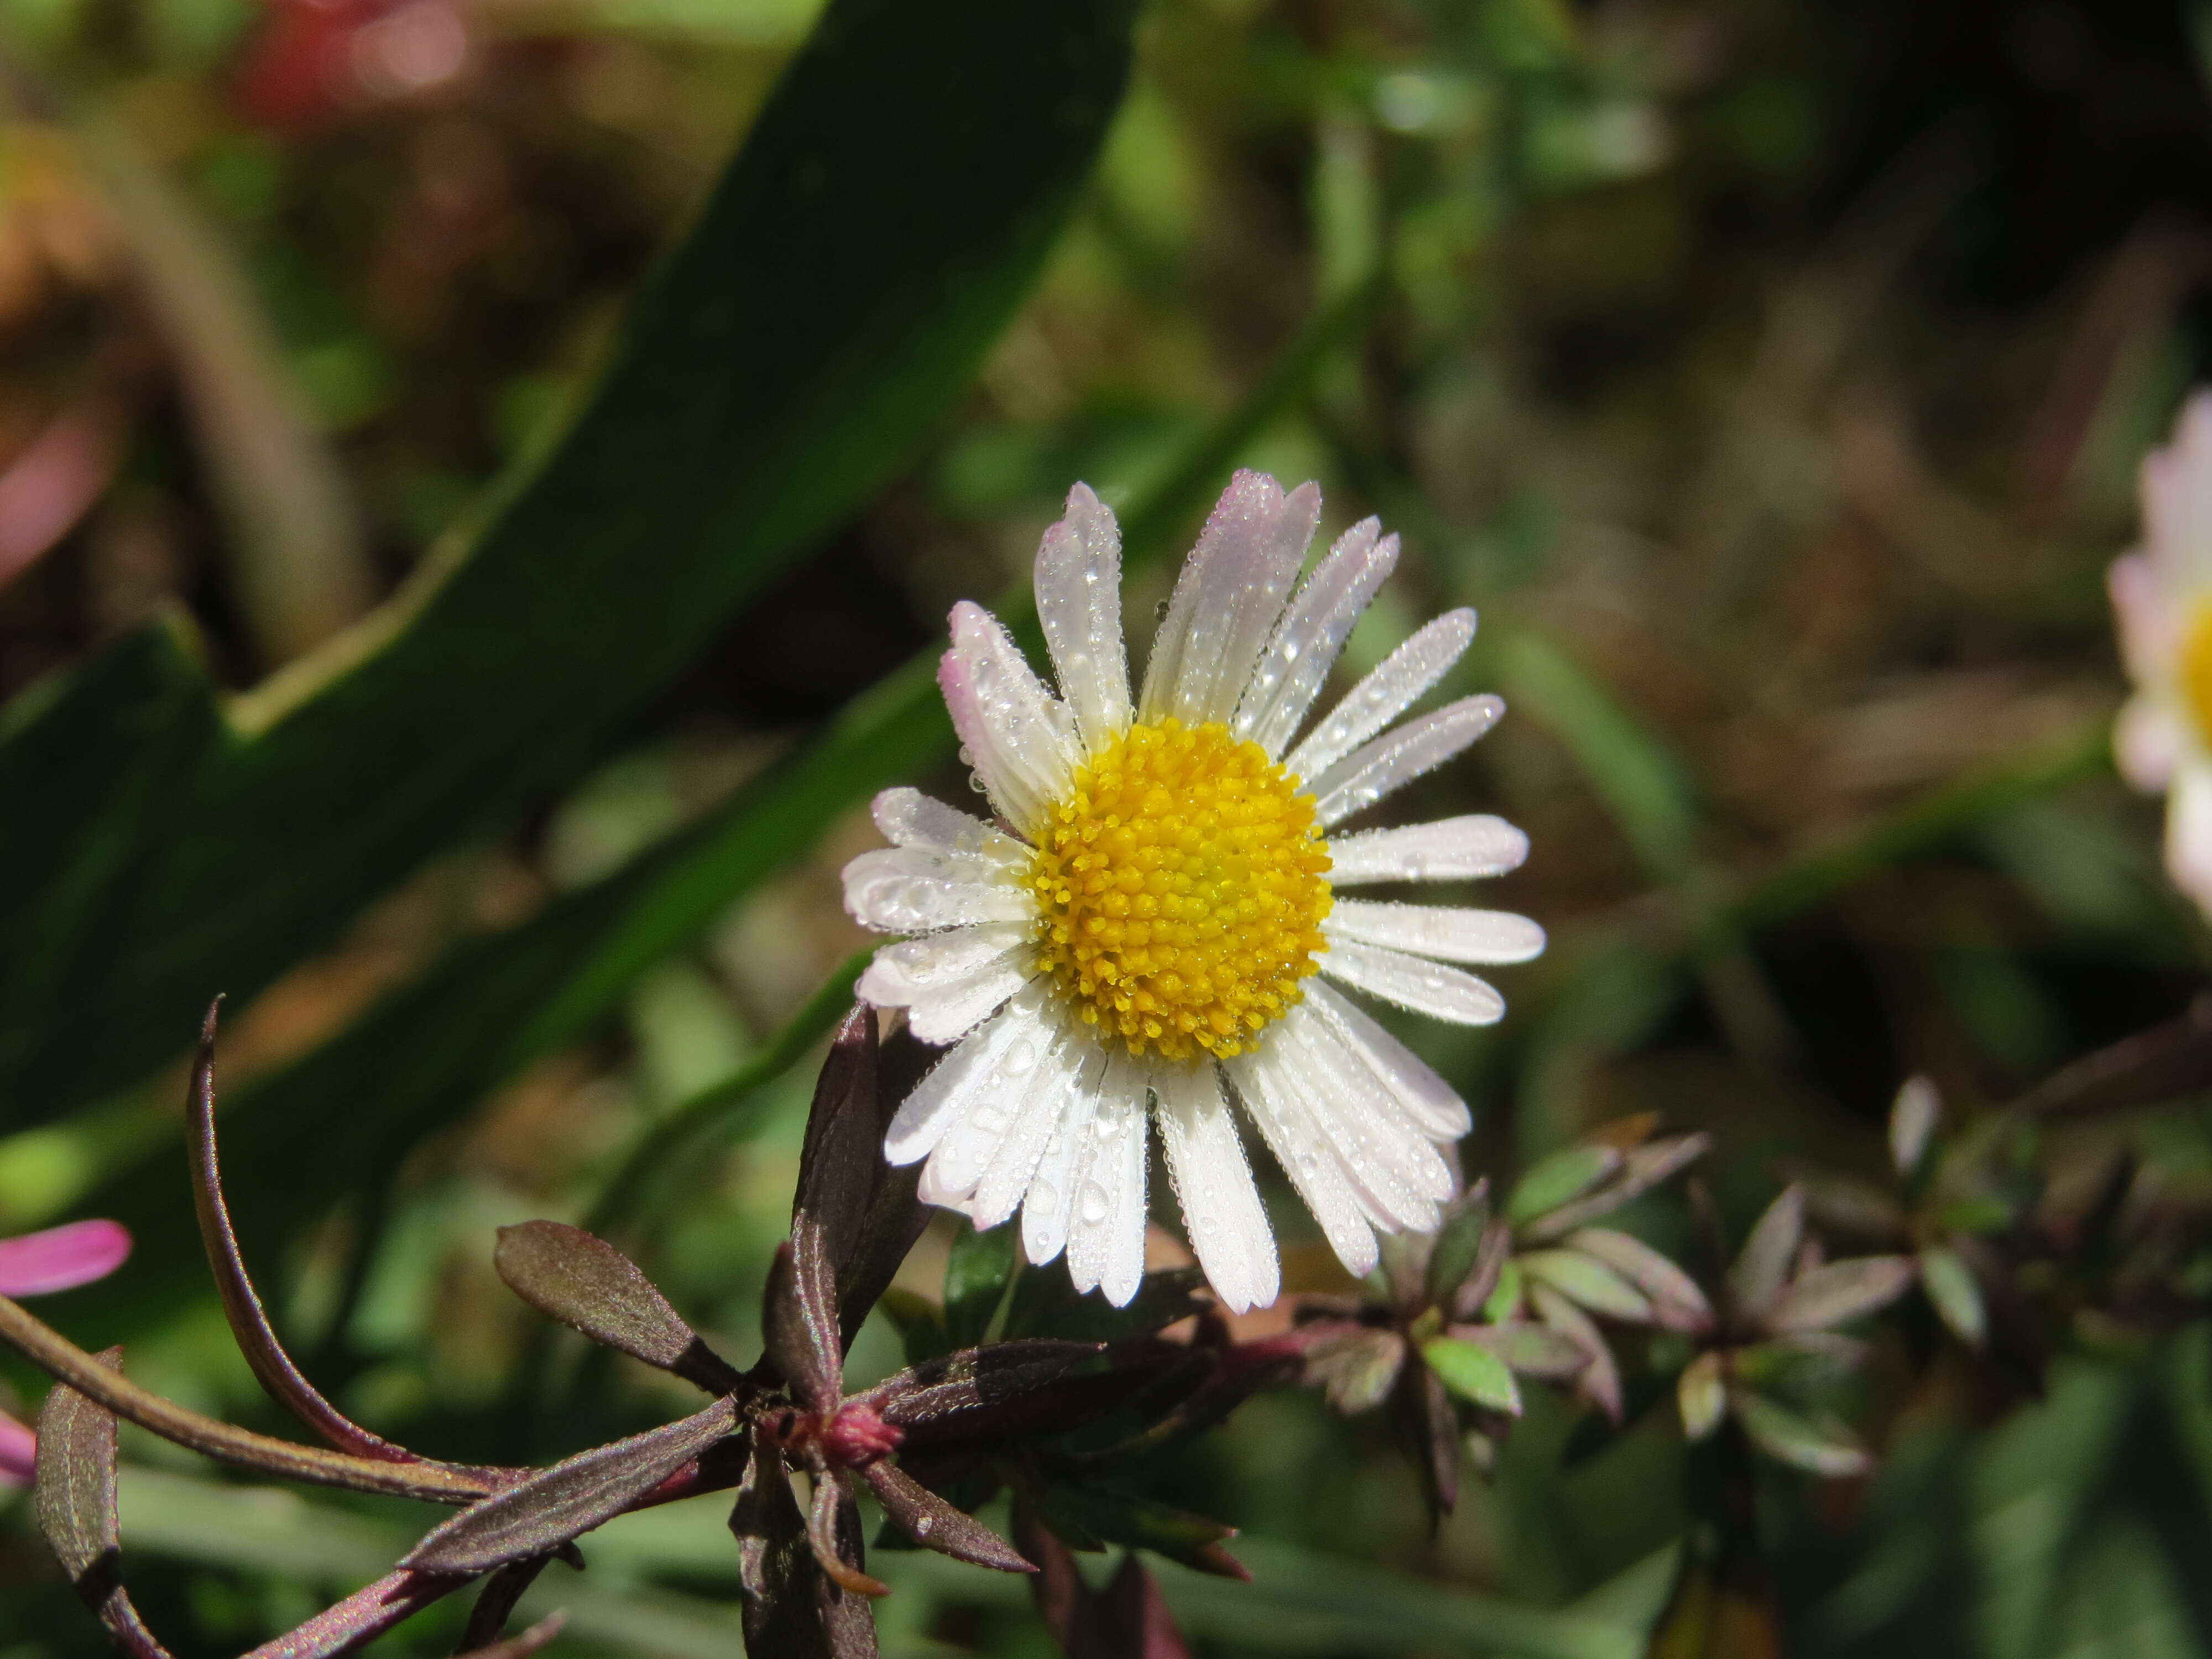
{"left": 1445, "top": 1321, "right": 1589, "bottom": 1380}
{"left": 868, "top": 1340, "right": 1103, "bottom": 1438}
{"left": 1890, "top": 1075, "right": 1942, "bottom": 1177}
{"left": 1035, "top": 1484, "right": 1246, "bottom": 1580}
{"left": 455, "top": 1555, "right": 558, "bottom": 1655}
{"left": 239, "top": 1569, "right": 459, "bottom": 1658}
{"left": 1084, "top": 1553, "right": 1197, "bottom": 1659}
{"left": 1449, "top": 1220, "right": 1512, "bottom": 1323}
{"left": 862, "top": 1460, "right": 1033, "bottom": 1572}
{"left": 188, "top": 1003, "right": 436, "bottom": 1468}
{"left": 808, "top": 1470, "right": 889, "bottom": 1597}
{"left": 1731, "top": 1390, "right": 1870, "bottom": 1477}
{"left": 1421, "top": 1336, "right": 1522, "bottom": 1415}
{"left": 1726, "top": 1185, "right": 1804, "bottom": 1319}
{"left": 1564, "top": 1228, "right": 1714, "bottom": 1333}
{"left": 1517, "top": 1249, "right": 1653, "bottom": 1323}
{"left": 35, "top": 1347, "right": 174, "bottom": 1658}
{"left": 1389, "top": 1361, "right": 1460, "bottom": 1530}
{"left": 1528, "top": 1284, "right": 1622, "bottom": 1422}
{"left": 1506, "top": 1145, "right": 1621, "bottom": 1229}
{"left": 406, "top": 1396, "right": 739, "bottom": 1573}
{"left": 1423, "top": 1182, "right": 1490, "bottom": 1310}
{"left": 1801, "top": 1176, "right": 1911, "bottom": 1241}
{"left": 495, "top": 1220, "right": 741, "bottom": 1395}
{"left": 732, "top": 1443, "right": 843, "bottom": 1659}
{"left": 1520, "top": 1133, "right": 1712, "bottom": 1242}
{"left": 1677, "top": 1352, "right": 1725, "bottom": 1441}
{"left": 764, "top": 1240, "right": 844, "bottom": 1414}
{"left": 1918, "top": 1245, "right": 1987, "bottom": 1347}
{"left": 2012, "top": 996, "right": 2212, "bottom": 1121}
{"left": 794, "top": 1010, "right": 930, "bottom": 1352}
{"left": 1762, "top": 1256, "right": 1916, "bottom": 1335}
{"left": 455, "top": 1613, "right": 567, "bottom": 1659}
{"left": 1014, "top": 1506, "right": 1194, "bottom": 1659}
{"left": 1302, "top": 1325, "right": 1407, "bottom": 1415}
{"left": 1731, "top": 1332, "right": 1869, "bottom": 1391}
{"left": 0, "top": 1219, "right": 131, "bottom": 1298}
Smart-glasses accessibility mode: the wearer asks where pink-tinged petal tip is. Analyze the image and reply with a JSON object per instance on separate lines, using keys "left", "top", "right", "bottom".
{"left": 0, "top": 1218, "right": 133, "bottom": 1298}
{"left": 0, "top": 1410, "right": 34, "bottom": 1486}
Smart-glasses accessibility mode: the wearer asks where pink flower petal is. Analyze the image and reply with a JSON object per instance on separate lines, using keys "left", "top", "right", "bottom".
{"left": 0, "top": 1410, "right": 34, "bottom": 1486}
{"left": 0, "top": 1218, "right": 132, "bottom": 1298}
{"left": 2109, "top": 554, "right": 2180, "bottom": 685}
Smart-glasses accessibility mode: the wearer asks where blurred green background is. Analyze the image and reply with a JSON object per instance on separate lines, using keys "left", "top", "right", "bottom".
{"left": 1, "top": 0, "right": 2210, "bottom": 1653}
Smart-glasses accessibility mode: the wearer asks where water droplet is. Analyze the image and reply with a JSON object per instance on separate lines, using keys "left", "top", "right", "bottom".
{"left": 1032, "top": 1180, "right": 1060, "bottom": 1216}
{"left": 969, "top": 773, "right": 989, "bottom": 794}
{"left": 957, "top": 745, "right": 974, "bottom": 766}
{"left": 1004, "top": 1039, "right": 1037, "bottom": 1075}
{"left": 1079, "top": 1180, "right": 1112, "bottom": 1224}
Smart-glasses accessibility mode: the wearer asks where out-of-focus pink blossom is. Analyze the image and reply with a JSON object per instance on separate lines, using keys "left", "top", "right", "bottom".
{"left": 2111, "top": 392, "right": 2212, "bottom": 918}
{"left": 236, "top": 0, "right": 471, "bottom": 134}
{"left": 0, "top": 1218, "right": 133, "bottom": 1490}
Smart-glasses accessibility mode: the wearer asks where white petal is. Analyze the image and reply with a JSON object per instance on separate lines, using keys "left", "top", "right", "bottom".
{"left": 884, "top": 992, "right": 1048, "bottom": 1165}
{"left": 1235, "top": 519, "right": 1400, "bottom": 756}
{"left": 940, "top": 601, "right": 1078, "bottom": 838}
{"left": 1022, "top": 1053, "right": 1101, "bottom": 1267}
{"left": 1319, "top": 938, "right": 1506, "bottom": 1025}
{"left": 1139, "top": 472, "right": 1321, "bottom": 727}
{"left": 1035, "top": 482, "right": 1133, "bottom": 753}
{"left": 2109, "top": 555, "right": 2179, "bottom": 685}
{"left": 1154, "top": 1062, "right": 1279, "bottom": 1314}
{"left": 2144, "top": 392, "right": 2212, "bottom": 588}
{"left": 921, "top": 1013, "right": 1068, "bottom": 1203}
{"left": 842, "top": 847, "right": 1034, "bottom": 933}
{"left": 2116, "top": 696, "right": 2186, "bottom": 792}
{"left": 1225, "top": 1047, "right": 1378, "bottom": 1277}
{"left": 1286, "top": 609, "right": 1477, "bottom": 783}
{"left": 1325, "top": 815, "right": 1529, "bottom": 885}
{"left": 1326, "top": 899, "right": 1546, "bottom": 965}
{"left": 1271, "top": 1006, "right": 1446, "bottom": 1231}
{"left": 1311, "top": 695, "right": 1505, "bottom": 829}
{"left": 1304, "top": 982, "right": 1471, "bottom": 1140}
{"left": 1066, "top": 1052, "right": 1150, "bottom": 1306}
{"left": 871, "top": 788, "right": 1031, "bottom": 866}
{"left": 971, "top": 1027, "right": 1088, "bottom": 1230}
{"left": 2168, "top": 762, "right": 2212, "bottom": 919}
{"left": 858, "top": 924, "right": 1036, "bottom": 1042}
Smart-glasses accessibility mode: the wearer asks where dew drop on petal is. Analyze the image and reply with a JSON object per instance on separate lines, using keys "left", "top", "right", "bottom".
{"left": 1079, "top": 1180, "right": 1112, "bottom": 1224}
{"left": 1032, "top": 1180, "right": 1060, "bottom": 1216}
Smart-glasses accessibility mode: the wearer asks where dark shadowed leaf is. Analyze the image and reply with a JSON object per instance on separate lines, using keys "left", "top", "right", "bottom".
{"left": 946, "top": 1220, "right": 1022, "bottom": 1348}
{"left": 1424, "top": 1183, "right": 1491, "bottom": 1310}
{"left": 807, "top": 1472, "right": 889, "bottom": 1598}
{"left": 1014, "top": 1507, "right": 1195, "bottom": 1659}
{"left": 830, "top": 1027, "right": 934, "bottom": 1348}
{"left": 495, "top": 1220, "right": 740, "bottom": 1395}
{"left": 794, "top": 1008, "right": 884, "bottom": 1271}
{"left": 1528, "top": 1284, "right": 1623, "bottom": 1422}
{"left": 2013, "top": 997, "right": 2212, "bottom": 1121}
{"left": 35, "top": 1347, "right": 173, "bottom": 1658}
{"left": 860, "top": 1460, "right": 1032, "bottom": 1573}
{"left": 763, "top": 1240, "right": 845, "bottom": 1414}
{"left": 457, "top": 1556, "right": 559, "bottom": 1656}
{"left": 1036, "top": 1485, "right": 1245, "bottom": 1579}
{"left": 1763, "top": 1257, "right": 1917, "bottom": 1335}
{"left": 870, "top": 1340, "right": 1104, "bottom": 1438}
{"left": 733, "top": 1442, "right": 872, "bottom": 1659}
{"left": 406, "top": 1396, "right": 739, "bottom": 1573}
{"left": 1008, "top": 1265, "right": 1209, "bottom": 1345}
{"left": 1389, "top": 1362, "right": 1462, "bottom": 1528}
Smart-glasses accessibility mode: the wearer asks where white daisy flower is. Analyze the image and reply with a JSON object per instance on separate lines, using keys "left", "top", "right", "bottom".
{"left": 2112, "top": 390, "right": 2212, "bottom": 919}
{"left": 842, "top": 472, "right": 1543, "bottom": 1312}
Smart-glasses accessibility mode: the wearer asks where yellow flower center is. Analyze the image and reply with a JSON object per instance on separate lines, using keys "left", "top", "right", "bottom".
{"left": 2183, "top": 603, "right": 2212, "bottom": 745}
{"left": 1028, "top": 718, "right": 1333, "bottom": 1063}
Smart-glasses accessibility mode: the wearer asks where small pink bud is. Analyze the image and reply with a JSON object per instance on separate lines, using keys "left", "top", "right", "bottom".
{"left": 820, "top": 1403, "right": 902, "bottom": 1467}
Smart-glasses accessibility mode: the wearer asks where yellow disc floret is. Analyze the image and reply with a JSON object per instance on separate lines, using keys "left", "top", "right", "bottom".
{"left": 1029, "top": 718, "right": 1333, "bottom": 1062}
{"left": 2183, "top": 602, "right": 2212, "bottom": 747}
